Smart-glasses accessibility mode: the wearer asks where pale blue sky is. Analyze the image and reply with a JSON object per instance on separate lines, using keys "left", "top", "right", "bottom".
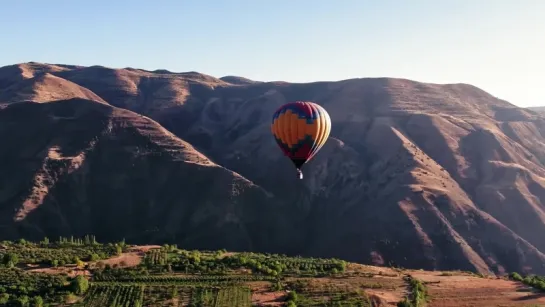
{"left": 1, "top": 0, "right": 544, "bottom": 107}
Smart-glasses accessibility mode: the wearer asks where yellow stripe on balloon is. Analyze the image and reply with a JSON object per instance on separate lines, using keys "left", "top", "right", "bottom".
{"left": 319, "top": 104, "right": 332, "bottom": 147}
{"left": 310, "top": 104, "right": 330, "bottom": 158}
{"left": 318, "top": 108, "right": 327, "bottom": 147}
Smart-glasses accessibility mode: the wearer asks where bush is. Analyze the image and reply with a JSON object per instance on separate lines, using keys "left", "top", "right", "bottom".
{"left": 286, "top": 290, "right": 298, "bottom": 302}
{"left": 397, "top": 275, "right": 428, "bottom": 307}
{"left": 0, "top": 294, "right": 9, "bottom": 304}
{"left": 509, "top": 272, "right": 523, "bottom": 282}
{"left": 31, "top": 295, "right": 43, "bottom": 307}
{"left": 70, "top": 275, "right": 89, "bottom": 295}
{"left": 397, "top": 297, "right": 412, "bottom": 307}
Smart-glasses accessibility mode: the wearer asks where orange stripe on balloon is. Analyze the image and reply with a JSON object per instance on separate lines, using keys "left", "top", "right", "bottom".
{"left": 284, "top": 111, "right": 294, "bottom": 148}
{"left": 277, "top": 112, "right": 289, "bottom": 148}
{"left": 289, "top": 110, "right": 297, "bottom": 147}
{"left": 297, "top": 117, "right": 306, "bottom": 142}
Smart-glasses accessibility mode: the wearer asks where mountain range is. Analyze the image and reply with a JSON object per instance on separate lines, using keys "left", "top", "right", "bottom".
{"left": 2, "top": 62, "right": 545, "bottom": 276}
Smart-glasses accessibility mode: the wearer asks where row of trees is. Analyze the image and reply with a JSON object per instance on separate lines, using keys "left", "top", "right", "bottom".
{"left": 140, "top": 247, "right": 347, "bottom": 278}
{"left": 0, "top": 237, "right": 127, "bottom": 269}
{"left": 509, "top": 272, "right": 545, "bottom": 291}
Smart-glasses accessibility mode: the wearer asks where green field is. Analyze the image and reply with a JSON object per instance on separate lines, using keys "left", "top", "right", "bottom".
{"left": 1, "top": 237, "right": 541, "bottom": 306}
{"left": 0, "top": 238, "right": 384, "bottom": 306}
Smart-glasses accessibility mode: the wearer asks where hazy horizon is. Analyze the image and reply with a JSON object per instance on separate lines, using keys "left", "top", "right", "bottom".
{"left": 1, "top": 0, "right": 543, "bottom": 107}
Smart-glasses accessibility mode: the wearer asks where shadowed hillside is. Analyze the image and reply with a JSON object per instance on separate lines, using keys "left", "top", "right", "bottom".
{"left": 0, "top": 98, "right": 292, "bottom": 254}
{"left": 2, "top": 62, "right": 545, "bottom": 276}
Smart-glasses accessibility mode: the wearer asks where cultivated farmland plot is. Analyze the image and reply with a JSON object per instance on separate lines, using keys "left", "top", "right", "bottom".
{"left": 1, "top": 240, "right": 544, "bottom": 306}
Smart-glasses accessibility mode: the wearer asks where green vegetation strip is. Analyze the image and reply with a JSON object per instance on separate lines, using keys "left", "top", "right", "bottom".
{"left": 509, "top": 272, "right": 545, "bottom": 291}
{"left": 93, "top": 274, "right": 276, "bottom": 284}
{"left": 0, "top": 236, "right": 124, "bottom": 267}
{"left": 142, "top": 246, "right": 347, "bottom": 278}
{"left": 397, "top": 275, "right": 429, "bottom": 307}
{"left": 0, "top": 238, "right": 374, "bottom": 306}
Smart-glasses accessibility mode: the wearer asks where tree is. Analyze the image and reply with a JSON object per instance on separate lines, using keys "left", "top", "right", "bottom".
{"left": 0, "top": 294, "right": 9, "bottom": 304}
{"left": 31, "top": 295, "right": 44, "bottom": 307}
{"left": 170, "top": 287, "right": 178, "bottom": 299}
{"left": 17, "top": 295, "right": 29, "bottom": 306}
{"left": 286, "top": 291, "right": 298, "bottom": 302}
{"left": 70, "top": 275, "right": 89, "bottom": 295}
{"left": 76, "top": 259, "right": 85, "bottom": 269}
{"left": 89, "top": 253, "right": 99, "bottom": 262}
{"left": 3, "top": 253, "right": 19, "bottom": 268}
{"left": 397, "top": 298, "right": 412, "bottom": 307}
{"left": 509, "top": 272, "right": 523, "bottom": 282}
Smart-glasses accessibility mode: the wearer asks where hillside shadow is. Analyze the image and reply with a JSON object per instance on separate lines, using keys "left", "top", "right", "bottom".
{"left": 15, "top": 110, "right": 293, "bottom": 256}
{"left": 0, "top": 99, "right": 113, "bottom": 240}
{"left": 513, "top": 292, "right": 545, "bottom": 301}
{"left": 0, "top": 102, "right": 52, "bottom": 223}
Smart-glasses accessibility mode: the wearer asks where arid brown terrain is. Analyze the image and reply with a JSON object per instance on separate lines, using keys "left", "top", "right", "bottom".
{"left": 2, "top": 62, "right": 545, "bottom": 276}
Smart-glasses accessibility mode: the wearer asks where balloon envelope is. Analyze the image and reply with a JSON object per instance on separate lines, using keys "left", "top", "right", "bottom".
{"left": 271, "top": 101, "right": 331, "bottom": 177}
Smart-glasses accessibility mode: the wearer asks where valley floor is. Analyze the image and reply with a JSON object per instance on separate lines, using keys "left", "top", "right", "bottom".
{"left": 0, "top": 240, "right": 544, "bottom": 306}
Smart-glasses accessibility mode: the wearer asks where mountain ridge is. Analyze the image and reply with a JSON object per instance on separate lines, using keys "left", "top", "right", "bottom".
{"left": 2, "top": 62, "right": 545, "bottom": 276}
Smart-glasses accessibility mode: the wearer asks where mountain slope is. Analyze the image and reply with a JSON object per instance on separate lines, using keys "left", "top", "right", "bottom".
{"left": 0, "top": 72, "right": 107, "bottom": 104}
{"left": 0, "top": 98, "right": 291, "bottom": 254}
{"left": 2, "top": 62, "right": 545, "bottom": 275}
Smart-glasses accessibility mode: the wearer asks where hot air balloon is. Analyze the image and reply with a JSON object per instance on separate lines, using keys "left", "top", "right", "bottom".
{"left": 271, "top": 101, "right": 332, "bottom": 179}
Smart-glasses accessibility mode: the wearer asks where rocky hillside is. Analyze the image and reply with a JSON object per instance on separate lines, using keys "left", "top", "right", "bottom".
{"left": 2, "top": 62, "right": 545, "bottom": 276}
